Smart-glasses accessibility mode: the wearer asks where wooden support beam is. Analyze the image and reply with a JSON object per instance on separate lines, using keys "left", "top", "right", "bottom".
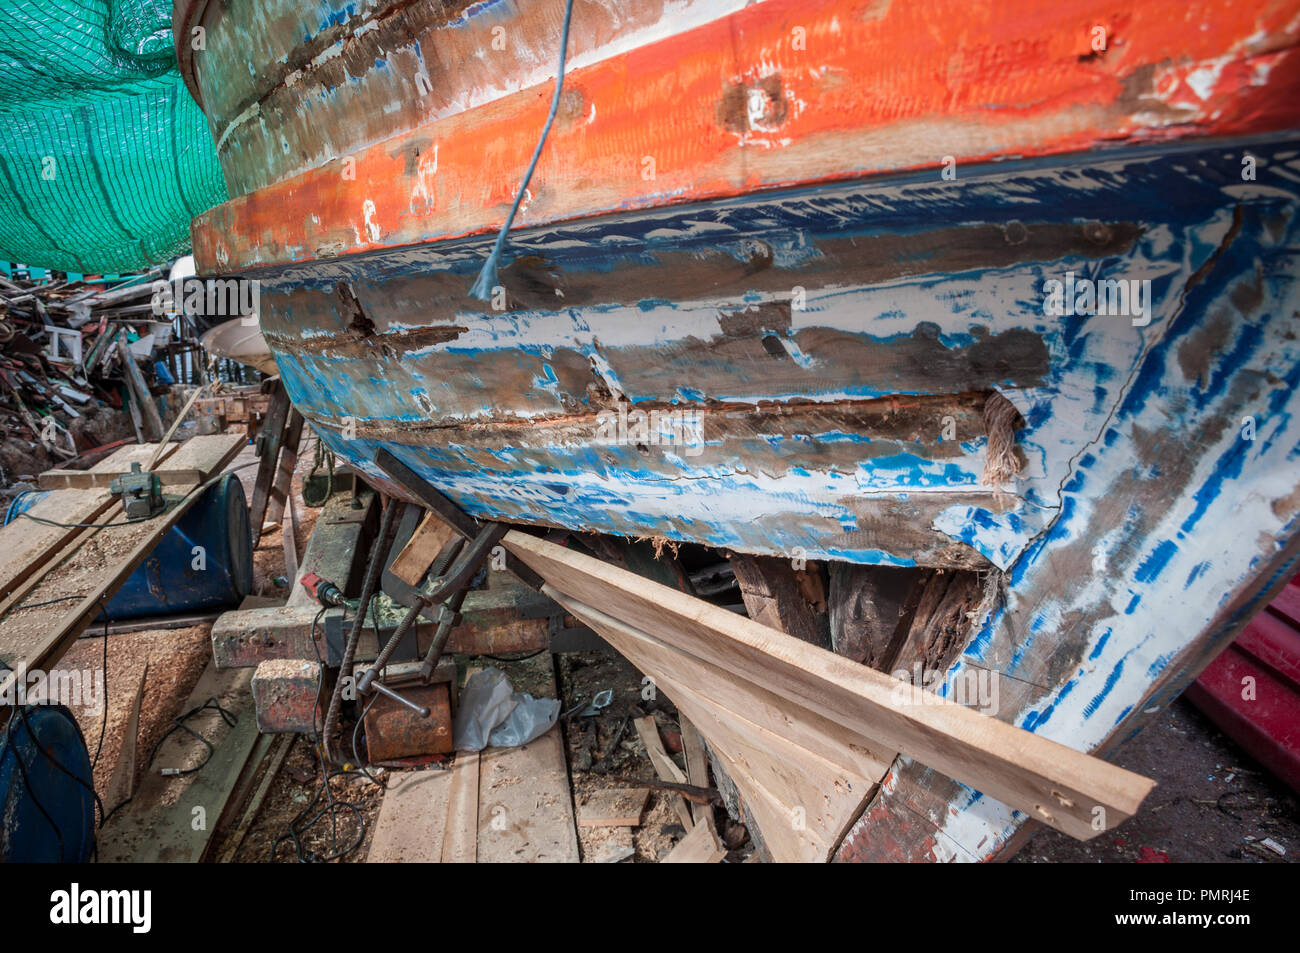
{"left": 116, "top": 339, "right": 164, "bottom": 442}
{"left": 264, "top": 408, "right": 304, "bottom": 526}
{"left": 247, "top": 379, "right": 292, "bottom": 538}
{"left": 729, "top": 553, "right": 830, "bottom": 649}
{"left": 505, "top": 531, "right": 1155, "bottom": 845}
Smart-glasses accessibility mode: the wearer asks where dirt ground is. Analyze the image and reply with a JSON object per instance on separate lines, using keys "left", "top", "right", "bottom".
{"left": 1017, "top": 697, "right": 1297, "bottom": 863}
{"left": 555, "top": 650, "right": 751, "bottom": 862}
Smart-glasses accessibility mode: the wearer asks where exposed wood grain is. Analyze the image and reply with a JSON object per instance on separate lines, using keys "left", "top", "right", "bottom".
{"left": 507, "top": 531, "right": 1154, "bottom": 842}
{"left": 661, "top": 819, "right": 726, "bottom": 864}
{"left": 563, "top": 595, "right": 877, "bottom": 861}
{"left": 441, "top": 750, "right": 480, "bottom": 863}
{"left": 369, "top": 767, "right": 453, "bottom": 862}
{"left": 577, "top": 787, "right": 649, "bottom": 828}
{"left": 730, "top": 553, "right": 829, "bottom": 649}
{"left": 99, "top": 663, "right": 257, "bottom": 863}
{"left": 633, "top": 716, "right": 694, "bottom": 830}
{"left": 390, "top": 510, "right": 459, "bottom": 586}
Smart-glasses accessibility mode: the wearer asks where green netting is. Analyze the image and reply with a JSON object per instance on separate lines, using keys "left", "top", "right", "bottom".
{"left": 0, "top": 0, "right": 227, "bottom": 273}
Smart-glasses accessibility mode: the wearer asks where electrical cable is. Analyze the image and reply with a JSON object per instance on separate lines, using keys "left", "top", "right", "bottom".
{"left": 467, "top": 0, "right": 577, "bottom": 301}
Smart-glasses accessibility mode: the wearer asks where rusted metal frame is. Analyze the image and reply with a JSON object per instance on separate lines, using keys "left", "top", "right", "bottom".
{"left": 356, "top": 521, "right": 508, "bottom": 695}
{"left": 321, "top": 497, "right": 401, "bottom": 765}
{"left": 374, "top": 447, "right": 542, "bottom": 588}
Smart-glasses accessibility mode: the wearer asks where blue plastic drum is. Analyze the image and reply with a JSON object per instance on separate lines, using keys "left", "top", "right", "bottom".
{"left": 0, "top": 705, "right": 96, "bottom": 862}
{"left": 5, "top": 473, "right": 253, "bottom": 620}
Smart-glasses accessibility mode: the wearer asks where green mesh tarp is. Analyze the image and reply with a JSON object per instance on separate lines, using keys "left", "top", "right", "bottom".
{"left": 0, "top": 0, "right": 227, "bottom": 273}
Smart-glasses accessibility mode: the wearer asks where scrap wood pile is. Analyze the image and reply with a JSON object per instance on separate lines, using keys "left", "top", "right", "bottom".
{"left": 0, "top": 267, "right": 201, "bottom": 492}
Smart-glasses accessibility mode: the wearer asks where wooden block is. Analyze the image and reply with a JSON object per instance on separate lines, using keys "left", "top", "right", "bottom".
{"left": 662, "top": 819, "right": 726, "bottom": 864}
{"left": 506, "top": 531, "right": 1154, "bottom": 844}
{"left": 577, "top": 787, "right": 650, "bottom": 828}
{"left": 389, "top": 510, "right": 459, "bottom": 586}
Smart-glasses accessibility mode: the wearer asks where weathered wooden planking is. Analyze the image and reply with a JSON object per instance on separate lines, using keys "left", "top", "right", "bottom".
{"left": 369, "top": 767, "right": 454, "bottom": 863}
{"left": 475, "top": 652, "right": 578, "bottom": 863}
{"left": 507, "top": 532, "right": 1154, "bottom": 842}
{"left": 563, "top": 596, "right": 877, "bottom": 862}
{"left": 99, "top": 664, "right": 258, "bottom": 863}
{"left": 189, "top": 0, "right": 1300, "bottom": 271}
{"left": 476, "top": 727, "right": 579, "bottom": 863}
{"left": 440, "top": 750, "right": 480, "bottom": 864}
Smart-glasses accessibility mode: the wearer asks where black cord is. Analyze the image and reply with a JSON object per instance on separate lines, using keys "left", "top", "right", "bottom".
{"left": 9, "top": 594, "right": 82, "bottom": 611}
{"left": 90, "top": 612, "right": 108, "bottom": 769}
{"left": 2, "top": 708, "right": 65, "bottom": 861}
{"left": 103, "top": 696, "right": 238, "bottom": 825}
{"left": 266, "top": 607, "right": 375, "bottom": 862}
{"left": 146, "top": 698, "right": 237, "bottom": 776}
{"left": 477, "top": 648, "right": 547, "bottom": 662}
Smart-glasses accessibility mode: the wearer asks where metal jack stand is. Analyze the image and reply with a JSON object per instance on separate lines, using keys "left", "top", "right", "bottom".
{"left": 363, "top": 448, "right": 539, "bottom": 716}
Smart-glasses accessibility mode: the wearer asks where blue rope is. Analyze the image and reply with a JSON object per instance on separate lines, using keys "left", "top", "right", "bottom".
{"left": 468, "top": 0, "right": 577, "bottom": 302}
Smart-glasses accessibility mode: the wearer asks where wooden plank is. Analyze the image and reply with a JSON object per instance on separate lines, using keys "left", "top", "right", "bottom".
{"left": 680, "top": 717, "right": 713, "bottom": 830}
{"left": 473, "top": 649, "right": 577, "bottom": 863}
{"left": 440, "top": 750, "right": 480, "bottom": 863}
{"left": 477, "top": 727, "right": 579, "bottom": 863}
{"left": 217, "top": 733, "right": 293, "bottom": 863}
{"left": 247, "top": 381, "right": 291, "bottom": 537}
{"left": 661, "top": 819, "right": 726, "bottom": 864}
{"left": 98, "top": 664, "right": 258, "bottom": 863}
{"left": 506, "top": 531, "right": 1154, "bottom": 842}
{"left": 633, "top": 715, "right": 694, "bottom": 830}
{"left": 103, "top": 661, "right": 148, "bottom": 815}
{"left": 265, "top": 408, "right": 304, "bottom": 525}
{"left": 369, "top": 767, "right": 454, "bottom": 862}
{"left": 577, "top": 788, "right": 649, "bottom": 828}
{"left": 389, "top": 510, "right": 458, "bottom": 586}
{"left": 117, "top": 339, "right": 164, "bottom": 442}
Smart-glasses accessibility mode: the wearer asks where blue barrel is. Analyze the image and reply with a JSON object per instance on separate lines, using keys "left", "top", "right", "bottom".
{"left": 6, "top": 474, "right": 253, "bottom": 620}
{"left": 0, "top": 705, "right": 96, "bottom": 862}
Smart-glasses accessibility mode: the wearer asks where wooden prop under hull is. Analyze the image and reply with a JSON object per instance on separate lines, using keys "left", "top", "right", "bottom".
{"left": 502, "top": 530, "right": 1155, "bottom": 859}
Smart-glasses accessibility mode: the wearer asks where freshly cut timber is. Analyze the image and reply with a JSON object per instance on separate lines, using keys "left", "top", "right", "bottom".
{"left": 504, "top": 530, "right": 1155, "bottom": 854}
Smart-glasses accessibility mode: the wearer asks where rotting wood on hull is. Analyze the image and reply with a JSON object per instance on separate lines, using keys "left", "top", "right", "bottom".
{"left": 179, "top": 0, "right": 1300, "bottom": 860}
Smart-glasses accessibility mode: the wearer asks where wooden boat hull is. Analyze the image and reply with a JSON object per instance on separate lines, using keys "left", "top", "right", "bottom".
{"left": 180, "top": 0, "right": 1300, "bottom": 861}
